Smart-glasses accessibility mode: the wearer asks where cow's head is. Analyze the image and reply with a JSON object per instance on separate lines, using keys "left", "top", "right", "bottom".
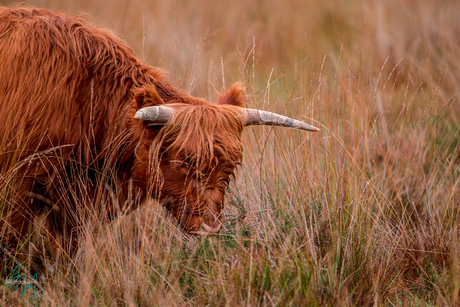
{"left": 132, "top": 84, "right": 319, "bottom": 235}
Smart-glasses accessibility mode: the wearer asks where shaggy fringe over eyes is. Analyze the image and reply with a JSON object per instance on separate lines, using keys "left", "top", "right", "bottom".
{"left": 151, "top": 104, "right": 245, "bottom": 178}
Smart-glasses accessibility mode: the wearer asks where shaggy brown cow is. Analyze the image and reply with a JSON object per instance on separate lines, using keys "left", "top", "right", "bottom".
{"left": 0, "top": 7, "right": 318, "bottom": 251}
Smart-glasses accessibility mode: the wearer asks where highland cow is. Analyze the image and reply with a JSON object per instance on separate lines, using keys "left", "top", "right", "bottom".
{"left": 0, "top": 7, "right": 318, "bottom": 253}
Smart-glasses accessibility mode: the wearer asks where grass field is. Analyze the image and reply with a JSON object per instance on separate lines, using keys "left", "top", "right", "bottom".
{"left": 1, "top": 0, "right": 460, "bottom": 305}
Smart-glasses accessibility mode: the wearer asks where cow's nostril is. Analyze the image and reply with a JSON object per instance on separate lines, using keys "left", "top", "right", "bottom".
{"left": 201, "top": 221, "right": 222, "bottom": 234}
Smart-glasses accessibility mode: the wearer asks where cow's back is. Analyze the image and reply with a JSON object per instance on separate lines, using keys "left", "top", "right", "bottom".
{"left": 0, "top": 7, "right": 146, "bottom": 170}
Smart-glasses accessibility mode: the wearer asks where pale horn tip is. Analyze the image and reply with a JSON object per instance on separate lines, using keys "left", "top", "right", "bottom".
{"left": 134, "top": 110, "right": 145, "bottom": 120}
{"left": 303, "top": 124, "right": 320, "bottom": 132}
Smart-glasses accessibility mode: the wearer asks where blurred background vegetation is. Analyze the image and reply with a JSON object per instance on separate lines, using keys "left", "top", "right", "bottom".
{"left": 1, "top": 0, "right": 460, "bottom": 306}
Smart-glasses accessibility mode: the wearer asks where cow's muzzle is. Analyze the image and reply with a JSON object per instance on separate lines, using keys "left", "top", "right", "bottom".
{"left": 190, "top": 219, "right": 222, "bottom": 235}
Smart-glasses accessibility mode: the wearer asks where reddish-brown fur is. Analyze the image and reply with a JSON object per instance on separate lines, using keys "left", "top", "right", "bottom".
{"left": 0, "top": 7, "right": 246, "bottom": 252}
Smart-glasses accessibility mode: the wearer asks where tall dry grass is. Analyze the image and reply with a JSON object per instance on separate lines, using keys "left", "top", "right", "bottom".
{"left": 1, "top": 0, "right": 459, "bottom": 305}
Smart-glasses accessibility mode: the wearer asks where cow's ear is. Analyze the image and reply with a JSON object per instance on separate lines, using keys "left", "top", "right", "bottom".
{"left": 218, "top": 83, "right": 246, "bottom": 107}
{"left": 133, "top": 84, "right": 165, "bottom": 109}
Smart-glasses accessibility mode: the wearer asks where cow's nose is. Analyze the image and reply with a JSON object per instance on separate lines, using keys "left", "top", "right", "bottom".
{"left": 190, "top": 219, "right": 222, "bottom": 235}
{"left": 201, "top": 221, "right": 222, "bottom": 234}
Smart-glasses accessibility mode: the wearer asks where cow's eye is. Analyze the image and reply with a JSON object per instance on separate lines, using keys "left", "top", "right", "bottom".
{"left": 170, "top": 160, "right": 187, "bottom": 170}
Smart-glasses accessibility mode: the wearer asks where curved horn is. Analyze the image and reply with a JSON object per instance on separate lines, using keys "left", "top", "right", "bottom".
{"left": 134, "top": 106, "right": 175, "bottom": 123}
{"left": 243, "top": 108, "right": 320, "bottom": 132}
